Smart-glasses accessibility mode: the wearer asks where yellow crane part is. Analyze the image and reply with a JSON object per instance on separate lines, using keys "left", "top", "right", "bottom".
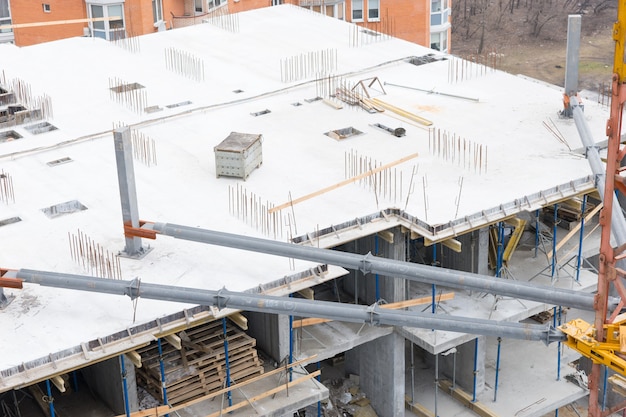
{"left": 559, "top": 318, "right": 626, "bottom": 376}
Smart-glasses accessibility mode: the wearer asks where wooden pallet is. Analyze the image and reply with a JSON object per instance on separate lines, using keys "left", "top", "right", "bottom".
{"left": 136, "top": 319, "right": 263, "bottom": 405}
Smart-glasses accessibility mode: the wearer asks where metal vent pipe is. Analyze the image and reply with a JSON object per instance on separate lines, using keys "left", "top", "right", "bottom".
{"left": 15, "top": 269, "right": 565, "bottom": 345}
{"left": 149, "top": 222, "right": 610, "bottom": 311}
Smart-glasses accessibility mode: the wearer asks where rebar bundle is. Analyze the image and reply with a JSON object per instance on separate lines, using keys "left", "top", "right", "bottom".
{"left": 0, "top": 170, "right": 15, "bottom": 204}
{"left": 68, "top": 229, "right": 122, "bottom": 280}
{"left": 348, "top": 19, "right": 394, "bottom": 48}
{"left": 228, "top": 184, "right": 283, "bottom": 240}
{"left": 204, "top": 7, "right": 240, "bottom": 33}
{"left": 109, "top": 77, "right": 147, "bottom": 114}
{"left": 316, "top": 74, "right": 344, "bottom": 99}
{"left": 5, "top": 78, "right": 53, "bottom": 120}
{"left": 112, "top": 30, "right": 141, "bottom": 54}
{"left": 131, "top": 130, "right": 158, "bottom": 166}
{"left": 428, "top": 128, "right": 488, "bottom": 174}
{"left": 280, "top": 48, "right": 338, "bottom": 83}
{"left": 165, "top": 47, "right": 206, "bottom": 82}
{"left": 447, "top": 49, "right": 501, "bottom": 84}
{"left": 344, "top": 149, "right": 403, "bottom": 205}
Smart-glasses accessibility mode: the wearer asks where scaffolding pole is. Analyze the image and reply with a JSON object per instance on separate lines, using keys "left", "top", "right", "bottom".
{"left": 147, "top": 222, "right": 611, "bottom": 311}
{"left": 12, "top": 269, "right": 567, "bottom": 344}
{"left": 222, "top": 318, "right": 233, "bottom": 406}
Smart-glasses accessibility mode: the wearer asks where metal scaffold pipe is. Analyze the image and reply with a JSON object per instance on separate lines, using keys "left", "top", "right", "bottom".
{"left": 571, "top": 99, "right": 626, "bottom": 245}
{"left": 15, "top": 269, "right": 565, "bottom": 345}
{"left": 149, "top": 222, "right": 610, "bottom": 311}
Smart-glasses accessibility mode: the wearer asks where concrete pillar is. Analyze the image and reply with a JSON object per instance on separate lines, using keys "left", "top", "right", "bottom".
{"left": 564, "top": 15, "right": 582, "bottom": 97}
{"left": 244, "top": 311, "right": 290, "bottom": 364}
{"left": 113, "top": 127, "right": 145, "bottom": 257}
{"left": 438, "top": 336, "right": 486, "bottom": 394}
{"left": 81, "top": 355, "right": 138, "bottom": 415}
{"left": 345, "top": 332, "right": 405, "bottom": 416}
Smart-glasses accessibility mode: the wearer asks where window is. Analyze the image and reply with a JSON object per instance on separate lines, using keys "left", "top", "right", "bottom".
{"left": 87, "top": 3, "right": 125, "bottom": 41}
{"left": 0, "top": 0, "right": 11, "bottom": 34}
{"left": 152, "top": 0, "right": 162, "bottom": 23}
{"left": 208, "top": 0, "right": 226, "bottom": 10}
{"left": 195, "top": 0, "right": 204, "bottom": 13}
{"left": 272, "top": 0, "right": 284, "bottom": 5}
{"left": 352, "top": 0, "right": 362, "bottom": 21}
{"left": 368, "top": 0, "right": 379, "bottom": 20}
{"left": 431, "top": 0, "right": 449, "bottom": 26}
{"left": 42, "top": 3, "right": 51, "bottom": 12}
{"left": 430, "top": 29, "right": 447, "bottom": 52}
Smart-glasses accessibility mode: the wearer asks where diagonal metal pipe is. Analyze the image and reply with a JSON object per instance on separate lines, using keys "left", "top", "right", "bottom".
{"left": 15, "top": 269, "right": 565, "bottom": 345}
{"left": 571, "top": 99, "right": 626, "bottom": 245}
{"left": 148, "top": 222, "right": 612, "bottom": 311}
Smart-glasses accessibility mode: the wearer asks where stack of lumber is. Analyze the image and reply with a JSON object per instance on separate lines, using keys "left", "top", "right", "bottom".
{"left": 136, "top": 319, "right": 263, "bottom": 405}
{"left": 542, "top": 198, "right": 597, "bottom": 230}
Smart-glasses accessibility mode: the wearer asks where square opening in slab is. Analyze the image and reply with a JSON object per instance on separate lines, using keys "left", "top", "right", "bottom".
{"left": 166, "top": 100, "right": 192, "bottom": 108}
{"left": 24, "top": 121, "right": 57, "bottom": 135}
{"left": 325, "top": 127, "right": 363, "bottom": 140}
{"left": 7, "top": 105, "right": 26, "bottom": 115}
{"left": 233, "top": 89, "right": 244, "bottom": 94}
{"left": 0, "top": 217, "right": 21, "bottom": 227}
{"left": 407, "top": 54, "right": 445, "bottom": 66}
{"left": 0, "top": 130, "right": 23, "bottom": 143}
{"left": 47, "top": 157, "right": 73, "bottom": 167}
{"left": 292, "top": 102, "right": 303, "bottom": 106}
{"left": 41, "top": 200, "right": 87, "bottom": 219}
{"left": 110, "top": 82, "right": 145, "bottom": 94}
{"left": 250, "top": 109, "right": 271, "bottom": 117}
{"left": 361, "top": 29, "right": 380, "bottom": 36}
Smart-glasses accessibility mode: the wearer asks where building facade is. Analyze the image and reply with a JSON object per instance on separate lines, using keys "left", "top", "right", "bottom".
{"left": 0, "top": 0, "right": 450, "bottom": 52}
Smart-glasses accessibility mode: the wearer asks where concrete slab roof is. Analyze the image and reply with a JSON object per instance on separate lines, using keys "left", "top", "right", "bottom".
{"left": 0, "top": 4, "right": 608, "bottom": 391}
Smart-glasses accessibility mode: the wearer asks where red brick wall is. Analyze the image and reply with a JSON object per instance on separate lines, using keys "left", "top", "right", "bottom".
{"left": 11, "top": 0, "right": 86, "bottom": 46}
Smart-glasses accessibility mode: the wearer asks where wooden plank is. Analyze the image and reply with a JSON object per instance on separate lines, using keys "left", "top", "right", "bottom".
{"left": 164, "top": 334, "right": 182, "bottom": 350}
{"left": 404, "top": 395, "right": 435, "bottom": 417}
{"left": 125, "top": 351, "right": 142, "bottom": 368}
{"left": 438, "top": 380, "right": 498, "bottom": 417}
{"left": 369, "top": 98, "right": 433, "bottom": 126}
{"left": 547, "top": 202, "right": 603, "bottom": 260}
{"left": 323, "top": 98, "right": 343, "bottom": 109}
{"left": 228, "top": 312, "right": 248, "bottom": 330}
{"left": 204, "top": 370, "right": 321, "bottom": 417}
{"left": 423, "top": 237, "right": 462, "bottom": 253}
{"left": 122, "top": 356, "right": 318, "bottom": 417}
{"left": 298, "top": 287, "right": 314, "bottom": 300}
{"left": 292, "top": 293, "right": 454, "bottom": 328}
{"left": 268, "top": 153, "right": 418, "bottom": 213}
{"left": 0, "top": 16, "right": 121, "bottom": 30}
{"left": 377, "top": 230, "right": 395, "bottom": 244}
{"left": 502, "top": 219, "right": 526, "bottom": 262}
{"left": 127, "top": 406, "right": 171, "bottom": 417}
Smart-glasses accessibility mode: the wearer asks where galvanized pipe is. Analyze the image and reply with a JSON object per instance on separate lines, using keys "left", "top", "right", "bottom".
{"left": 17, "top": 269, "right": 565, "bottom": 344}
{"left": 150, "top": 222, "right": 610, "bottom": 311}
{"left": 572, "top": 99, "right": 626, "bottom": 245}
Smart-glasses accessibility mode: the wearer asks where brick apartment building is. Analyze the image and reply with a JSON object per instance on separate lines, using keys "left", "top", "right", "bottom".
{"left": 0, "top": 0, "right": 450, "bottom": 53}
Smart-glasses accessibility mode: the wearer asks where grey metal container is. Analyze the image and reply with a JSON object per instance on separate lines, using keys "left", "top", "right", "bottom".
{"left": 214, "top": 132, "right": 263, "bottom": 180}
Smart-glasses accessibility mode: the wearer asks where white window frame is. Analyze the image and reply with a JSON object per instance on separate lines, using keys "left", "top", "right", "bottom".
{"left": 430, "top": 28, "right": 448, "bottom": 53}
{"left": 42, "top": 3, "right": 51, "bottom": 13}
{"left": 87, "top": 2, "right": 126, "bottom": 41}
{"left": 209, "top": 0, "right": 227, "bottom": 10}
{"left": 0, "top": 0, "right": 11, "bottom": 34}
{"left": 430, "top": 0, "right": 450, "bottom": 27}
{"left": 367, "top": 0, "right": 379, "bottom": 21}
{"left": 152, "top": 0, "right": 163, "bottom": 23}
{"left": 195, "top": 0, "right": 204, "bottom": 14}
{"left": 351, "top": 0, "right": 363, "bottom": 21}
